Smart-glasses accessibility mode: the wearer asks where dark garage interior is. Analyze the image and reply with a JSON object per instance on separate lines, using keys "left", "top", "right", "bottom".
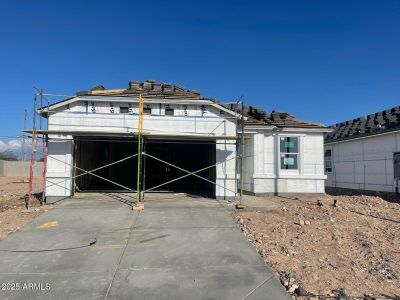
{"left": 74, "top": 138, "right": 138, "bottom": 192}
{"left": 74, "top": 138, "right": 216, "bottom": 197}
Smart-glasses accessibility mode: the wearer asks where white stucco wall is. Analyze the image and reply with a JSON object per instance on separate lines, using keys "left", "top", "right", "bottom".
{"left": 325, "top": 131, "right": 400, "bottom": 193}
{"left": 48, "top": 99, "right": 236, "bottom": 137}
{"left": 243, "top": 128, "right": 327, "bottom": 194}
{"left": 242, "top": 134, "right": 255, "bottom": 192}
{"left": 216, "top": 139, "right": 236, "bottom": 198}
{"left": 45, "top": 97, "right": 237, "bottom": 198}
{"left": 46, "top": 135, "right": 74, "bottom": 197}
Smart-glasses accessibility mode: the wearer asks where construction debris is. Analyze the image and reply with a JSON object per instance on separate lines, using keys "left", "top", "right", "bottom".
{"left": 235, "top": 203, "right": 246, "bottom": 209}
{"left": 233, "top": 194, "right": 400, "bottom": 297}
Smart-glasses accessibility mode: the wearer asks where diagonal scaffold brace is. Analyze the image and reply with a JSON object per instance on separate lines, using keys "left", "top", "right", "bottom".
{"left": 34, "top": 147, "right": 138, "bottom": 194}
{"left": 143, "top": 153, "right": 253, "bottom": 195}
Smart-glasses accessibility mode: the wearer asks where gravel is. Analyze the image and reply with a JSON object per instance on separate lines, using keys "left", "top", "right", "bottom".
{"left": 234, "top": 194, "right": 400, "bottom": 298}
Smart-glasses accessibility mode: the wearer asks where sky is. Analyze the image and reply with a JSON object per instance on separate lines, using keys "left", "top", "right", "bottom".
{"left": 0, "top": 0, "right": 399, "bottom": 155}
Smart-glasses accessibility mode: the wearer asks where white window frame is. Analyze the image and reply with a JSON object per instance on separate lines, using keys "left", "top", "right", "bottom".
{"left": 279, "top": 136, "right": 300, "bottom": 171}
{"left": 324, "top": 148, "right": 333, "bottom": 173}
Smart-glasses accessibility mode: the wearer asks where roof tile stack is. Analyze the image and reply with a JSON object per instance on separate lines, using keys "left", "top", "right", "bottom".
{"left": 78, "top": 80, "right": 203, "bottom": 99}
{"left": 227, "top": 104, "right": 325, "bottom": 128}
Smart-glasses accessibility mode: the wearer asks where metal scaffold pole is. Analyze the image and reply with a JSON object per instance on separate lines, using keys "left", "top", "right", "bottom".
{"left": 240, "top": 100, "right": 245, "bottom": 203}
{"left": 41, "top": 134, "right": 48, "bottom": 204}
{"left": 136, "top": 94, "right": 144, "bottom": 204}
{"left": 142, "top": 137, "right": 147, "bottom": 200}
{"left": 39, "top": 88, "right": 43, "bottom": 130}
{"left": 27, "top": 93, "right": 37, "bottom": 210}
{"left": 234, "top": 96, "right": 243, "bottom": 203}
{"left": 39, "top": 88, "right": 45, "bottom": 205}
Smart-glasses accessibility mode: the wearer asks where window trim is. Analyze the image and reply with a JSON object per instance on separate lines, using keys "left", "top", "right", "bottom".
{"left": 324, "top": 149, "right": 332, "bottom": 173}
{"left": 279, "top": 136, "right": 300, "bottom": 171}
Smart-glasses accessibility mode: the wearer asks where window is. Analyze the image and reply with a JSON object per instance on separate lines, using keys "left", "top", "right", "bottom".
{"left": 201, "top": 105, "right": 206, "bottom": 116}
{"left": 143, "top": 106, "right": 152, "bottom": 115}
{"left": 280, "top": 137, "right": 299, "bottom": 170}
{"left": 325, "top": 149, "right": 332, "bottom": 173}
{"left": 120, "top": 107, "right": 129, "bottom": 114}
{"left": 394, "top": 152, "right": 400, "bottom": 179}
{"left": 165, "top": 108, "right": 174, "bottom": 116}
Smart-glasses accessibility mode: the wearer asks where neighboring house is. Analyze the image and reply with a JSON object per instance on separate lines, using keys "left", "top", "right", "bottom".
{"left": 239, "top": 107, "right": 331, "bottom": 195}
{"left": 33, "top": 80, "right": 329, "bottom": 201}
{"left": 324, "top": 106, "right": 400, "bottom": 194}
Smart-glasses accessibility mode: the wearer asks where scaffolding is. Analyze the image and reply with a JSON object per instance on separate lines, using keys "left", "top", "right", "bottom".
{"left": 136, "top": 94, "right": 144, "bottom": 203}
{"left": 25, "top": 89, "right": 246, "bottom": 211}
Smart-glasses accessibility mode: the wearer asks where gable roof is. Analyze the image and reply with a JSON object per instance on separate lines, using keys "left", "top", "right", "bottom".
{"left": 325, "top": 105, "right": 400, "bottom": 143}
{"left": 39, "top": 80, "right": 239, "bottom": 117}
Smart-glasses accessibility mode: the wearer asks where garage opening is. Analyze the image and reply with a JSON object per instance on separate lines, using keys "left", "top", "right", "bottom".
{"left": 145, "top": 140, "right": 216, "bottom": 197}
{"left": 74, "top": 138, "right": 138, "bottom": 191}
{"left": 74, "top": 137, "right": 216, "bottom": 197}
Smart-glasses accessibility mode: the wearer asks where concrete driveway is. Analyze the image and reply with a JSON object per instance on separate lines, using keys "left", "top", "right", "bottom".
{"left": 0, "top": 193, "right": 290, "bottom": 300}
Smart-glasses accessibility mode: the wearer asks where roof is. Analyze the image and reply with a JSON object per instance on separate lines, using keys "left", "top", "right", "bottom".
{"left": 39, "top": 80, "right": 239, "bottom": 118}
{"left": 40, "top": 80, "right": 326, "bottom": 130}
{"left": 226, "top": 104, "right": 326, "bottom": 129}
{"left": 325, "top": 105, "right": 400, "bottom": 143}
{"left": 77, "top": 80, "right": 204, "bottom": 99}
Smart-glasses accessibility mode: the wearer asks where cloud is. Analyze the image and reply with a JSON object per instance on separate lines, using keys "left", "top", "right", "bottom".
{"left": 0, "top": 138, "right": 46, "bottom": 160}
{"left": 0, "top": 139, "right": 22, "bottom": 152}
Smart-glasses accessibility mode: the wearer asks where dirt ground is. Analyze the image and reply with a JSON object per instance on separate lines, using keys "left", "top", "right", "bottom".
{"left": 0, "top": 176, "right": 52, "bottom": 240}
{"left": 234, "top": 194, "right": 400, "bottom": 299}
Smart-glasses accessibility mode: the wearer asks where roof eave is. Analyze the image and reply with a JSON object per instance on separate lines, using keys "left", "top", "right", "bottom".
{"left": 245, "top": 123, "right": 332, "bottom": 132}
{"left": 37, "top": 95, "right": 242, "bottom": 119}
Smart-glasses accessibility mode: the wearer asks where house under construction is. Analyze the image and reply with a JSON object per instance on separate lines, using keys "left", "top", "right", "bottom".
{"left": 28, "top": 80, "right": 330, "bottom": 203}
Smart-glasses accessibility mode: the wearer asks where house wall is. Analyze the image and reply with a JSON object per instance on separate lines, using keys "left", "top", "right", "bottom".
{"left": 243, "top": 129, "right": 326, "bottom": 195}
{"left": 45, "top": 98, "right": 237, "bottom": 199}
{"left": 242, "top": 134, "right": 255, "bottom": 192}
{"left": 216, "top": 139, "right": 236, "bottom": 198}
{"left": 48, "top": 100, "right": 236, "bottom": 137}
{"left": 325, "top": 131, "right": 400, "bottom": 193}
{"left": 46, "top": 135, "right": 74, "bottom": 199}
